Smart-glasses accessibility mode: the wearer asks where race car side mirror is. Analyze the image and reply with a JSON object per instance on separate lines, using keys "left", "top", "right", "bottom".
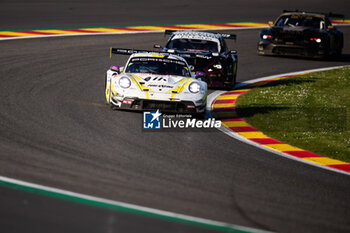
{"left": 120, "top": 66, "right": 124, "bottom": 73}
{"left": 268, "top": 21, "right": 274, "bottom": 27}
{"left": 195, "top": 71, "right": 205, "bottom": 78}
{"left": 230, "top": 50, "right": 237, "bottom": 54}
{"left": 154, "top": 44, "right": 163, "bottom": 49}
{"left": 110, "top": 66, "right": 120, "bottom": 73}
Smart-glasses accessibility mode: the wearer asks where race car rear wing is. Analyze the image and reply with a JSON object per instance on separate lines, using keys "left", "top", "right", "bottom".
{"left": 110, "top": 47, "right": 219, "bottom": 60}
{"left": 282, "top": 10, "right": 345, "bottom": 19}
{"left": 110, "top": 48, "right": 166, "bottom": 58}
{"left": 110, "top": 48, "right": 158, "bottom": 56}
{"left": 164, "top": 30, "right": 237, "bottom": 40}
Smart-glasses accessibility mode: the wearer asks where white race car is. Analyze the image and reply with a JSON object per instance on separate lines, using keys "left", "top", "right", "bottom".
{"left": 105, "top": 48, "right": 207, "bottom": 114}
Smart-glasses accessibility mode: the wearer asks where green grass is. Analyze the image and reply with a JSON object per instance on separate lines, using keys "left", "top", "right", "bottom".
{"left": 236, "top": 67, "right": 350, "bottom": 162}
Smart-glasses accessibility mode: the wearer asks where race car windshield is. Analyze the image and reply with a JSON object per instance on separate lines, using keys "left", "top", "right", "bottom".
{"left": 167, "top": 39, "right": 219, "bottom": 53}
{"left": 125, "top": 57, "right": 191, "bottom": 77}
{"left": 275, "top": 15, "right": 325, "bottom": 29}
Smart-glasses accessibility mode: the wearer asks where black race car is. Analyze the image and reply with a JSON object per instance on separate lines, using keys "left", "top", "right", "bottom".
{"left": 257, "top": 10, "right": 344, "bottom": 58}
{"left": 155, "top": 30, "right": 238, "bottom": 89}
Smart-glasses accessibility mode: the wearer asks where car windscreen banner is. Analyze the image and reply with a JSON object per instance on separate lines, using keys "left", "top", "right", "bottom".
{"left": 131, "top": 57, "right": 186, "bottom": 66}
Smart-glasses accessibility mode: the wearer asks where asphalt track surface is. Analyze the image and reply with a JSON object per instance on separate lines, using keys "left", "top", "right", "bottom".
{"left": 1, "top": 1, "right": 350, "bottom": 233}
{"left": 1, "top": 0, "right": 350, "bottom": 30}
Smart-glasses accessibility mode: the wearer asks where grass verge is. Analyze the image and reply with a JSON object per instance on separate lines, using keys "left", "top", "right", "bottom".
{"left": 236, "top": 67, "right": 350, "bottom": 162}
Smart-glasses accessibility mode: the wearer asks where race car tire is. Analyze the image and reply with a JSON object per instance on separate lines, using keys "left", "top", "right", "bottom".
{"left": 333, "top": 48, "right": 342, "bottom": 58}
{"left": 105, "top": 75, "right": 113, "bottom": 105}
{"left": 109, "top": 103, "right": 117, "bottom": 110}
{"left": 224, "top": 82, "right": 235, "bottom": 90}
{"left": 224, "top": 63, "right": 237, "bottom": 90}
{"left": 192, "top": 111, "right": 206, "bottom": 119}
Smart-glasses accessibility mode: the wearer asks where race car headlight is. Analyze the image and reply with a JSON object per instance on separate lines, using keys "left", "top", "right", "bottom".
{"left": 213, "top": 64, "right": 222, "bottom": 69}
{"left": 119, "top": 76, "right": 131, "bottom": 89}
{"left": 189, "top": 82, "right": 201, "bottom": 93}
{"left": 310, "top": 38, "right": 322, "bottom": 43}
{"left": 262, "top": 34, "right": 272, "bottom": 40}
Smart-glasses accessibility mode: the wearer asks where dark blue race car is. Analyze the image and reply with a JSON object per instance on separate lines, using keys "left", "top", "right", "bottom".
{"left": 257, "top": 10, "right": 344, "bottom": 58}
{"left": 156, "top": 31, "right": 238, "bottom": 89}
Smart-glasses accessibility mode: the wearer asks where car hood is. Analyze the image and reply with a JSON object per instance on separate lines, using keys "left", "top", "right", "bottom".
{"left": 123, "top": 73, "right": 195, "bottom": 93}
{"left": 271, "top": 26, "right": 325, "bottom": 35}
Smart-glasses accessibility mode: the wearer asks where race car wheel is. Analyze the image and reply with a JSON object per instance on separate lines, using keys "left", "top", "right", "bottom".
{"left": 335, "top": 49, "right": 342, "bottom": 57}
{"left": 192, "top": 111, "right": 205, "bottom": 119}
{"left": 105, "top": 75, "right": 108, "bottom": 104}
{"left": 224, "top": 63, "right": 237, "bottom": 90}
{"left": 224, "top": 81, "right": 235, "bottom": 90}
{"left": 333, "top": 34, "right": 343, "bottom": 58}
{"left": 105, "top": 75, "right": 112, "bottom": 105}
{"left": 109, "top": 103, "right": 117, "bottom": 110}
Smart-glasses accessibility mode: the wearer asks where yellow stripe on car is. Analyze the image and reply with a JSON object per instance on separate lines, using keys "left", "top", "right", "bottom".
{"left": 167, "top": 78, "right": 188, "bottom": 93}
{"left": 151, "top": 53, "right": 165, "bottom": 58}
{"left": 167, "top": 77, "right": 193, "bottom": 100}
{"left": 105, "top": 83, "right": 110, "bottom": 103}
{"left": 111, "top": 84, "right": 118, "bottom": 95}
{"left": 169, "top": 78, "right": 192, "bottom": 94}
{"left": 129, "top": 74, "right": 153, "bottom": 99}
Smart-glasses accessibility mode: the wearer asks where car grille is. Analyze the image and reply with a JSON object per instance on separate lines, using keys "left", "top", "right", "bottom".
{"left": 274, "top": 31, "right": 309, "bottom": 44}
{"left": 185, "top": 57, "right": 214, "bottom": 71}
{"left": 140, "top": 100, "right": 196, "bottom": 113}
{"left": 278, "top": 31, "right": 305, "bottom": 40}
{"left": 272, "top": 47, "right": 305, "bottom": 55}
{"left": 143, "top": 100, "right": 179, "bottom": 110}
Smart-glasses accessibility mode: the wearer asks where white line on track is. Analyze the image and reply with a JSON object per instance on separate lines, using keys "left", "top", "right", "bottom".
{"left": 0, "top": 175, "right": 270, "bottom": 233}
